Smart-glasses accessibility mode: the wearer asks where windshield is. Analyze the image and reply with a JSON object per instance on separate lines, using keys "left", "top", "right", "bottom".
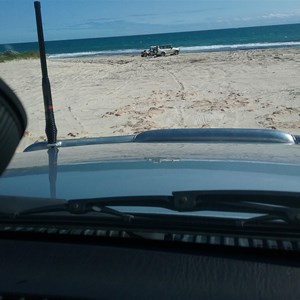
{"left": 1, "top": 0, "right": 300, "bottom": 150}
{"left": 0, "top": 1, "right": 300, "bottom": 222}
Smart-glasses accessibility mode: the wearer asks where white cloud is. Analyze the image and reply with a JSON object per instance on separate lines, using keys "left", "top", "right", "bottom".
{"left": 261, "top": 10, "right": 300, "bottom": 20}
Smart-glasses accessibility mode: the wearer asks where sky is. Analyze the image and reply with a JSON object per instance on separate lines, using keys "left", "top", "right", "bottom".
{"left": 0, "top": 0, "right": 300, "bottom": 44}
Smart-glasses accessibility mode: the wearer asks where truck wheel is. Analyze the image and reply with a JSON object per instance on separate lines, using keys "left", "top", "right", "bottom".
{"left": 161, "top": 52, "right": 166, "bottom": 57}
{"left": 174, "top": 50, "right": 179, "bottom": 55}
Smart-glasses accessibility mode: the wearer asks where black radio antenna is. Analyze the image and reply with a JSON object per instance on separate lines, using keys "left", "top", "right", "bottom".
{"left": 34, "top": 1, "right": 58, "bottom": 199}
{"left": 34, "top": 0, "right": 57, "bottom": 145}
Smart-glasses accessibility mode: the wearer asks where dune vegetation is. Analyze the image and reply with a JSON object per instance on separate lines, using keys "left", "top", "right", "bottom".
{"left": 0, "top": 51, "right": 39, "bottom": 63}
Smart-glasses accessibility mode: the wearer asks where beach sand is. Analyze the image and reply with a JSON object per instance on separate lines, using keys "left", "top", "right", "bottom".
{"left": 1, "top": 48, "right": 300, "bottom": 152}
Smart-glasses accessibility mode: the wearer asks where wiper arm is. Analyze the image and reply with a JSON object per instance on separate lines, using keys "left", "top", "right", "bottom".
{"left": 2, "top": 190, "right": 300, "bottom": 226}
{"left": 14, "top": 201, "right": 134, "bottom": 222}
{"left": 172, "top": 190, "right": 300, "bottom": 225}
{"left": 14, "top": 195, "right": 175, "bottom": 221}
{"left": 232, "top": 203, "right": 300, "bottom": 226}
{"left": 0, "top": 195, "right": 172, "bottom": 221}
{"left": 214, "top": 199, "right": 300, "bottom": 226}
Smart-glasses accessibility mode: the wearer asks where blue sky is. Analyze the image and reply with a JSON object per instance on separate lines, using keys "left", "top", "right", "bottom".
{"left": 1, "top": 0, "right": 300, "bottom": 43}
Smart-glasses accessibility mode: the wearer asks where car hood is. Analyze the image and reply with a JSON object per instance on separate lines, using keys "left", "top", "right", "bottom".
{"left": 1, "top": 141, "right": 300, "bottom": 200}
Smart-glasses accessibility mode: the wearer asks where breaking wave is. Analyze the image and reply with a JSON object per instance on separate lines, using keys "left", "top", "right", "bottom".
{"left": 180, "top": 41, "right": 300, "bottom": 52}
{"left": 48, "top": 41, "right": 300, "bottom": 58}
{"left": 48, "top": 49, "right": 141, "bottom": 58}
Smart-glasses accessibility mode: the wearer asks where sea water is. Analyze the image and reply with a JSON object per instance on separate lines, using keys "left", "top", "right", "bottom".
{"left": 1, "top": 23, "right": 300, "bottom": 58}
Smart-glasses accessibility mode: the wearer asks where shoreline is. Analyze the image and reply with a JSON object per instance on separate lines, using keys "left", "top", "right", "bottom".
{"left": 47, "top": 44, "right": 300, "bottom": 59}
{"left": 0, "top": 48, "right": 299, "bottom": 152}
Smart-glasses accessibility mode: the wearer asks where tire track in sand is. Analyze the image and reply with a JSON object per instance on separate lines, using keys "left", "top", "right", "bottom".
{"left": 159, "top": 64, "right": 186, "bottom": 127}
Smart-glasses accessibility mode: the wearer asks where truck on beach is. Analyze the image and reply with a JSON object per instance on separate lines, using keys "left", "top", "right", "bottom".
{"left": 141, "top": 45, "right": 180, "bottom": 57}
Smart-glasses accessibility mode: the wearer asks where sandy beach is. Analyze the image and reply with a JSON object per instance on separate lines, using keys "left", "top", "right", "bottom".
{"left": 1, "top": 48, "right": 300, "bottom": 152}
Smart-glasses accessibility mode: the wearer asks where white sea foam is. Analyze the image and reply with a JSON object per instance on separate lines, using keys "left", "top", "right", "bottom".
{"left": 48, "top": 41, "right": 300, "bottom": 58}
{"left": 180, "top": 41, "right": 300, "bottom": 52}
{"left": 48, "top": 49, "right": 141, "bottom": 58}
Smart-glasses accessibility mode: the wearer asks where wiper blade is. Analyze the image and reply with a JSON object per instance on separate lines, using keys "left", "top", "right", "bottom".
{"left": 2, "top": 190, "right": 300, "bottom": 226}
{"left": 13, "top": 201, "right": 134, "bottom": 222}
{"left": 0, "top": 195, "right": 171, "bottom": 221}
{"left": 172, "top": 190, "right": 300, "bottom": 225}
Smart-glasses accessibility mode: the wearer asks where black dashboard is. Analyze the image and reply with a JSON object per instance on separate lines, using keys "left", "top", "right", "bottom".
{"left": 0, "top": 224, "right": 299, "bottom": 299}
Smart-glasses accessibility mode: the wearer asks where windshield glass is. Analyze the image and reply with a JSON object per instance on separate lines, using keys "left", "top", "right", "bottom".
{"left": 1, "top": 0, "right": 300, "bottom": 150}
{"left": 0, "top": 1, "right": 300, "bottom": 213}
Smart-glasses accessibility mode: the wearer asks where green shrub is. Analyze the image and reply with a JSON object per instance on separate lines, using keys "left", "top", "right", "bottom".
{"left": 0, "top": 51, "right": 40, "bottom": 63}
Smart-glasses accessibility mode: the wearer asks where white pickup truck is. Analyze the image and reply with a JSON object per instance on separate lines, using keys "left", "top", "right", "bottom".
{"left": 141, "top": 45, "right": 180, "bottom": 57}
{"left": 156, "top": 45, "right": 180, "bottom": 56}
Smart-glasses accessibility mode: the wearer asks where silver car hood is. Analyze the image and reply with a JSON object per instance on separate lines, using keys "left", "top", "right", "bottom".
{"left": 1, "top": 141, "right": 300, "bottom": 200}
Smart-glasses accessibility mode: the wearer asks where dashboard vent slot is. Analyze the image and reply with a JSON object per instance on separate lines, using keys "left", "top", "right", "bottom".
{"left": 167, "top": 233, "right": 299, "bottom": 251}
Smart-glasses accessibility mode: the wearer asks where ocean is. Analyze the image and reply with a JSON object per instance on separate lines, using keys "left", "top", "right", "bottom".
{"left": 1, "top": 23, "right": 300, "bottom": 58}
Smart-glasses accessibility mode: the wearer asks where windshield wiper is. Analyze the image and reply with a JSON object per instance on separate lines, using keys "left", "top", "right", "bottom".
{"left": 0, "top": 195, "right": 171, "bottom": 222}
{"left": 172, "top": 190, "right": 300, "bottom": 226}
{"left": 2, "top": 190, "right": 300, "bottom": 226}
{"left": 12, "top": 201, "right": 134, "bottom": 222}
